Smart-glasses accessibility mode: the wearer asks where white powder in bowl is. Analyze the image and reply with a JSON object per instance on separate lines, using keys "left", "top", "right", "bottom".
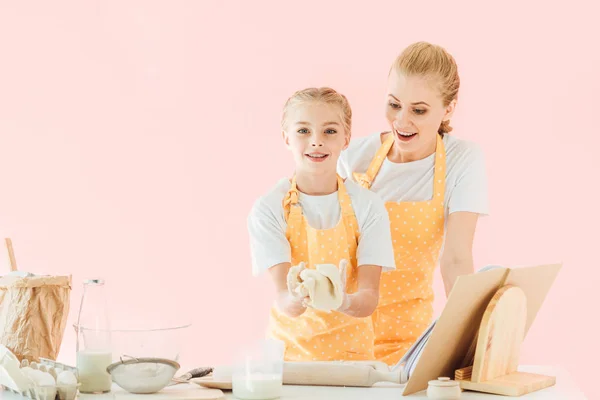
{"left": 112, "top": 362, "right": 176, "bottom": 394}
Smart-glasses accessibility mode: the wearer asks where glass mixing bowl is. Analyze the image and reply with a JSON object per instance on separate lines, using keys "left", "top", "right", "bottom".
{"left": 74, "top": 323, "right": 191, "bottom": 363}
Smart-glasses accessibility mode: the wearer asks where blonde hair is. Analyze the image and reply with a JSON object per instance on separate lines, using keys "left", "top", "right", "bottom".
{"left": 390, "top": 42, "right": 460, "bottom": 134}
{"left": 281, "top": 87, "right": 352, "bottom": 135}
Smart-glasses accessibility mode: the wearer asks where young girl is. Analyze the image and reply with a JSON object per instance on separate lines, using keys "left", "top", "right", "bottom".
{"left": 247, "top": 87, "right": 396, "bottom": 361}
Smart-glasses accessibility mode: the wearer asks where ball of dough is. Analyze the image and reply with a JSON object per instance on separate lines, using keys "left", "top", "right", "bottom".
{"left": 297, "top": 263, "right": 344, "bottom": 311}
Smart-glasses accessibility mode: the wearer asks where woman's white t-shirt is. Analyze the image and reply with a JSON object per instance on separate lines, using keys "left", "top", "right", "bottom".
{"left": 337, "top": 133, "right": 489, "bottom": 218}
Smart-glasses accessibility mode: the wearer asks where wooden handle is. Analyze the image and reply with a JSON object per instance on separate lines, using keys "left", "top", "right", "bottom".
{"left": 370, "top": 369, "right": 402, "bottom": 386}
{"left": 5, "top": 238, "right": 17, "bottom": 271}
{"left": 282, "top": 362, "right": 400, "bottom": 387}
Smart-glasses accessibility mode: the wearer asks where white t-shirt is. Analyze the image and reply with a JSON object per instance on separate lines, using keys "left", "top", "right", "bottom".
{"left": 337, "top": 133, "right": 489, "bottom": 218}
{"left": 247, "top": 178, "right": 396, "bottom": 277}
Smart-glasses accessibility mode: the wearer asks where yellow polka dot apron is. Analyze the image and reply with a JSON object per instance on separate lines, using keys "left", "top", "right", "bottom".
{"left": 267, "top": 175, "right": 375, "bottom": 361}
{"left": 353, "top": 133, "right": 446, "bottom": 366}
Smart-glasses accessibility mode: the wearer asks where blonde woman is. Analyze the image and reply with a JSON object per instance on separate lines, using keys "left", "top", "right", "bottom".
{"left": 248, "top": 87, "right": 396, "bottom": 361}
{"left": 338, "top": 42, "right": 489, "bottom": 365}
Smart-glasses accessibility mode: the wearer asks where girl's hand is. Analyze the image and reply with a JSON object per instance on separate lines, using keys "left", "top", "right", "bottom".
{"left": 287, "top": 261, "right": 307, "bottom": 298}
{"left": 337, "top": 259, "right": 351, "bottom": 312}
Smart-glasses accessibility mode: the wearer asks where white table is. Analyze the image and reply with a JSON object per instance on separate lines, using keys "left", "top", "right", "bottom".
{"left": 224, "top": 366, "right": 587, "bottom": 400}
{"left": 0, "top": 366, "right": 587, "bottom": 400}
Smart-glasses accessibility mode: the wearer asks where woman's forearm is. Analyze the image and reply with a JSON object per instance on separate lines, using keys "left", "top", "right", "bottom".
{"left": 440, "top": 211, "right": 479, "bottom": 297}
{"left": 441, "top": 254, "right": 474, "bottom": 297}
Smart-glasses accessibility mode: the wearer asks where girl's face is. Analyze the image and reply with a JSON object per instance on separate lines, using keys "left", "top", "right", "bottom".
{"left": 385, "top": 71, "right": 456, "bottom": 158}
{"left": 283, "top": 102, "right": 349, "bottom": 174}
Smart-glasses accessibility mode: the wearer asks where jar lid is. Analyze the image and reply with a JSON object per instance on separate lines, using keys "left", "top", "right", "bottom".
{"left": 84, "top": 278, "right": 105, "bottom": 285}
{"left": 428, "top": 377, "right": 460, "bottom": 387}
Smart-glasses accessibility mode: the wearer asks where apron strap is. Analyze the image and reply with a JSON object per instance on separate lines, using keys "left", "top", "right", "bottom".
{"left": 336, "top": 175, "right": 355, "bottom": 218}
{"left": 354, "top": 133, "right": 447, "bottom": 204}
{"left": 432, "top": 134, "right": 446, "bottom": 202}
{"left": 337, "top": 175, "right": 360, "bottom": 250}
{"left": 284, "top": 175, "right": 356, "bottom": 218}
{"left": 353, "top": 134, "right": 394, "bottom": 189}
{"left": 283, "top": 176, "right": 303, "bottom": 239}
{"left": 283, "top": 175, "right": 358, "bottom": 238}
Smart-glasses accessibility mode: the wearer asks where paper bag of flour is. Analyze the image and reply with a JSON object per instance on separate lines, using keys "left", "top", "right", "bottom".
{"left": 0, "top": 274, "right": 72, "bottom": 362}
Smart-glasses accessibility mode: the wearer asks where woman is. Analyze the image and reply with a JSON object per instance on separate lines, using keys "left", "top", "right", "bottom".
{"left": 337, "top": 42, "right": 489, "bottom": 365}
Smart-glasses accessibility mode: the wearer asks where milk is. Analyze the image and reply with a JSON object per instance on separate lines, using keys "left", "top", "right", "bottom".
{"left": 232, "top": 373, "right": 282, "bottom": 399}
{"left": 76, "top": 351, "right": 112, "bottom": 393}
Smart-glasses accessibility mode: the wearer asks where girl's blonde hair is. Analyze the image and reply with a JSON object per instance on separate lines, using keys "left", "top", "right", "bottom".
{"left": 391, "top": 42, "right": 460, "bottom": 134}
{"left": 281, "top": 87, "right": 352, "bottom": 135}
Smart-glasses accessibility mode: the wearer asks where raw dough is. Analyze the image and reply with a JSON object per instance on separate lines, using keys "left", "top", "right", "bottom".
{"left": 295, "top": 264, "right": 344, "bottom": 312}
{"left": 287, "top": 262, "right": 306, "bottom": 297}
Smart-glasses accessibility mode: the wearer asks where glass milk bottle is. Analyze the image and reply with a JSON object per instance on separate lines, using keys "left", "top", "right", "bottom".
{"left": 75, "top": 279, "right": 112, "bottom": 393}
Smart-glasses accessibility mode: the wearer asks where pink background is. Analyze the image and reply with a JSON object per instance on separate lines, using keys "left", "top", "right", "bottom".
{"left": 1, "top": 1, "right": 598, "bottom": 398}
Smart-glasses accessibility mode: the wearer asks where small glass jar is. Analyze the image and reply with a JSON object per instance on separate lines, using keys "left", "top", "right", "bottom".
{"left": 232, "top": 339, "right": 285, "bottom": 400}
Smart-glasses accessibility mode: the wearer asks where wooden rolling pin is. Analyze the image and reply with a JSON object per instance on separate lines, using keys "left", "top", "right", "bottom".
{"left": 282, "top": 361, "right": 401, "bottom": 387}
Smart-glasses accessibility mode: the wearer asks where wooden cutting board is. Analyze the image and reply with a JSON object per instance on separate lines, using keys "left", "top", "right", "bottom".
{"left": 114, "top": 387, "right": 224, "bottom": 400}
{"left": 459, "top": 371, "right": 556, "bottom": 397}
{"left": 191, "top": 377, "right": 232, "bottom": 390}
{"left": 471, "top": 285, "right": 527, "bottom": 383}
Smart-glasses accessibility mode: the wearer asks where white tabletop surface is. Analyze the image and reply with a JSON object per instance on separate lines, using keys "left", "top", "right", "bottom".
{"left": 223, "top": 366, "right": 586, "bottom": 400}
{"left": 0, "top": 365, "right": 587, "bottom": 400}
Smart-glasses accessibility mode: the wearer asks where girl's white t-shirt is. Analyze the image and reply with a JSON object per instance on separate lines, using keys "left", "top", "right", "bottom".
{"left": 247, "top": 178, "right": 396, "bottom": 277}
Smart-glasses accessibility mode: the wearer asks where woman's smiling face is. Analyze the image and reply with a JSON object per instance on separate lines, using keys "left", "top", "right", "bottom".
{"left": 385, "top": 71, "right": 455, "bottom": 160}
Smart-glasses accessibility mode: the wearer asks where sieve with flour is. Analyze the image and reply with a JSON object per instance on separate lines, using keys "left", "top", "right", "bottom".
{"left": 106, "top": 356, "right": 180, "bottom": 394}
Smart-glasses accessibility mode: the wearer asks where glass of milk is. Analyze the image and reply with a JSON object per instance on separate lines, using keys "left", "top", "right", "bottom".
{"left": 232, "top": 339, "right": 285, "bottom": 400}
{"left": 75, "top": 279, "right": 112, "bottom": 394}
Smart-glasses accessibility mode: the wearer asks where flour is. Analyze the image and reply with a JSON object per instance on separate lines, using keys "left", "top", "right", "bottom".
{"left": 111, "top": 362, "right": 175, "bottom": 394}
